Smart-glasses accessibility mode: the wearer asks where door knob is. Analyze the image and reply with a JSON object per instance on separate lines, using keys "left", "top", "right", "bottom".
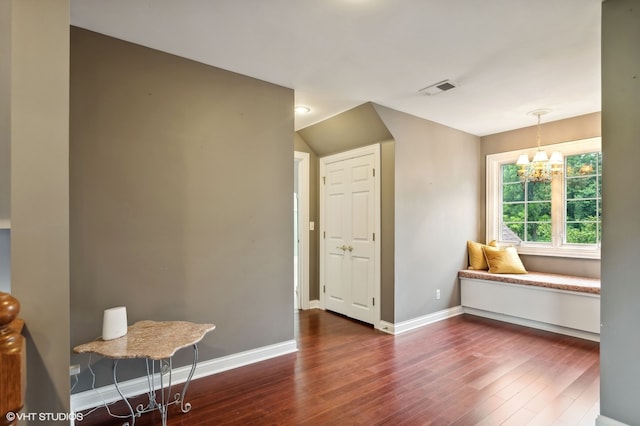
{"left": 346, "top": 245, "right": 353, "bottom": 252}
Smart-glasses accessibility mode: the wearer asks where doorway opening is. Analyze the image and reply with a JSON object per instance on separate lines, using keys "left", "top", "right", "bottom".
{"left": 294, "top": 151, "right": 310, "bottom": 311}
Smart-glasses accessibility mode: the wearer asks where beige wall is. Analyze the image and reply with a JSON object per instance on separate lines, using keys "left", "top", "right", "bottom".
{"left": 70, "top": 28, "right": 294, "bottom": 389}
{"left": 481, "top": 112, "right": 601, "bottom": 278}
{"left": 374, "top": 104, "right": 481, "bottom": 323}
{"left": 0, "top": 1, "right": 9, "bottom": 223}
{"left": 8, "top": 0, "right": 70, "bottom": 413}
{"left": 600, "top": 0, "right": 640, "bottom": 423}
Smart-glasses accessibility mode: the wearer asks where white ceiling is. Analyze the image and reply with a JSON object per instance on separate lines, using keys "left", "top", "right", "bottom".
{"left": 70, "top": 0, "right": 602, "bottom": 136}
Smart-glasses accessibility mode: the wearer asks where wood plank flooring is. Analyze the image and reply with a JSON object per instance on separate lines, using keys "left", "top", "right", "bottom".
{"left": 79, "top": 310, "right": 600, "bottom": 425}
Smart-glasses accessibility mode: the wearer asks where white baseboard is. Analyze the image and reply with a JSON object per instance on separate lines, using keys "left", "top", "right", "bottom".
{"left": 596, "top": 414, "right": 630, "bottom": 426}
{"left": 377, "top": 306, "right": 464, "bottom": 335}
{"left": 308, "top": 299, "right": 322, "bottom": 309}
{"left": 376, "top": 320, "right": 395, "bottom": 334}
{"left": 71, "top": 339, "right": 298, "bottom": 412}
{"left": 463, "top": 307, "right": 600, "bottom": 342}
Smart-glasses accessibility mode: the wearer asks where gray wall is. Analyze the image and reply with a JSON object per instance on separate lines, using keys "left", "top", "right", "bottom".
{"left": 7, "top": 0, "right": 71, "bottom": 414}
{"left": 297, "top": 103, "right": 393, "bottom": 156}
{"left": 70, "top": 28, "right": 294, "bottom": 390}
{"left": 481, "top": 112, "right": 601, "bottom": 278}
{"left": 374, "top": 105, "right": 481, "bottom": 324}
{"left": 380, "top": 140, "right": 395, "bottom": 322}
{"left": 600, "top": 0, "right": 640, "bottom": 424}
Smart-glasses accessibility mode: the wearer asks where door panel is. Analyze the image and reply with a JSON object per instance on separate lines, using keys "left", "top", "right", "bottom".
{"left": 326, "top": 253, "right": 345, "bottom": 308}
{"left": 351, "top": 256, "right": 371, "bottom": 308}
{"left": 351, "top": 191, "right": 370, "bottom": 240}
{"left": 322, "top": 149, "right": 377, "bottom": 324}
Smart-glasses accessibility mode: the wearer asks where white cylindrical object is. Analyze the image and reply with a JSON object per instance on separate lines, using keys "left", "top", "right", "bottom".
{"left": 102, "top": 306, "right": 128, "bottom": 340}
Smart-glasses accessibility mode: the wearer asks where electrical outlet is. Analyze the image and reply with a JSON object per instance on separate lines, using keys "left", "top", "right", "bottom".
{"left": 69, "top": 364, "right": 81, "bottom": 376}
{"left": 436, "top": 289, "right": 441, "bottom": 300}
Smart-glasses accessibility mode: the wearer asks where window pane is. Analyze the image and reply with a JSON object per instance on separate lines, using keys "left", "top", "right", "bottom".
{"left": 527, "top": 222, "right": 551, "bottom": 242}
{"left": 566, "top": 222, "right": 599, "bottom": 244}
{"left": 503, "top": 203, "right": 524, "bottom": 222}
{"left": 567, "top": 200, "right": 597, "bottom": 221}
{"left": 527, "top": 201, "right": 551, "bottom": 221}
{"left": 566, "top": 175, "right": 597, "bottom": 199}
{"left": 566, "top": 153, "right": 599, "bottom": 177}
{"left": 527, "top": 181, "right": 551, "bottom": 201}
{"left": 503, "top": 223, "right": 524, "bottom": 241}
{"left": 500, "top": 163, "right": 552, "bottom": 244}
{"left": 565, "top": 151, "right": 602, "bottom": 246}
{"left": 503, "top": 183, "right": 524, "bottom": 202}
{"left": 502, "top": 164, "right": 520, "bottom": 183}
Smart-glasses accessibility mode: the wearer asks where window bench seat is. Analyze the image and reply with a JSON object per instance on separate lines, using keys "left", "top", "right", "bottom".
{"left": 458, "top": 270, "right": 600, "bottom": 341}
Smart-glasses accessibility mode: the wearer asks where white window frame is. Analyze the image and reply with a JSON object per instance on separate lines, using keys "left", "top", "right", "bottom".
{"left": 486, "top": 137, "right": 601, "bottom": 259}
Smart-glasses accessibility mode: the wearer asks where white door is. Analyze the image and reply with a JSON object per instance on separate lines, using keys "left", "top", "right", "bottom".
{"left": 321, "top": 145, "right": 379, "bottom": 325}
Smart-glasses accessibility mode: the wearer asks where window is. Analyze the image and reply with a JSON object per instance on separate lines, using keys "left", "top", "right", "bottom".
{"left": 502, "top": 164, "right": 552, "bottom": 243}
{"left": 487, "top": 137, "right": 601, "bottom": 259}
{"left": 565, "top": 152, "right": 602, "bottom": 245}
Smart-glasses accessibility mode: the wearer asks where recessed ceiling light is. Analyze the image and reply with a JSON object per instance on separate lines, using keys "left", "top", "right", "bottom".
{"left": 295, "top": 106, "right": 311, "bottom": 114}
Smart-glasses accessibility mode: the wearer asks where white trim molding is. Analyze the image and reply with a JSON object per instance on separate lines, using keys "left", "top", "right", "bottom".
{"left": 376, "top": 306, "right": 464, "bottom": 335}
{"left": 71, "top": 340, "right": 298, "bottom": 412}
{"left": 308, "top": 299, "right": 323, "bottom": 310}
{"left": 596, "top": 415, "right": 631, "bottom": 426}
{"left": 377, "top": 320, "right": 395, "bottom": 334}
{"left": 294, "top": 151, "right": 311, "bottom": 310}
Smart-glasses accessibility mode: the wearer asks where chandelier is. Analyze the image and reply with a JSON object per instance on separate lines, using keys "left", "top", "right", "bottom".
{"left": 516, "top": 110, "right": 563, "bottom": 183}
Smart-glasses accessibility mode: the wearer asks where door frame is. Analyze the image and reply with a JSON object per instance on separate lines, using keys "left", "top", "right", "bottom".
{"left": 319, "top": 143, "right": 381, "bottom": 327}
{"left": 294, "top": 151, "right": 310, "bottom": 310}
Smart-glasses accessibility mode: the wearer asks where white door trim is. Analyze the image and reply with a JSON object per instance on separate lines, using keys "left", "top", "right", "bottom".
{"left": 319, "top": 144, "right": 381, "bottom": 327}
{"left": 294, "top": 151, "right": 310, "bottom": 310}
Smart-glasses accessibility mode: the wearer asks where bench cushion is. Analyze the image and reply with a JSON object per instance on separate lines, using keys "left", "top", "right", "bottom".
{"left": 458, "top": 269, "right": 600, "bottom": 295}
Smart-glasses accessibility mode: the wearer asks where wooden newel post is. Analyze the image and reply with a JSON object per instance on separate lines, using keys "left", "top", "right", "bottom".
{"left": 0, "top": 292, "right": 25, "bottom": 426}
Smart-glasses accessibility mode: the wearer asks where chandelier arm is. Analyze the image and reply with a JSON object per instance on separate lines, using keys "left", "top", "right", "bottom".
{"left": 537, "top": 113, "right": 542, "bottom": 150}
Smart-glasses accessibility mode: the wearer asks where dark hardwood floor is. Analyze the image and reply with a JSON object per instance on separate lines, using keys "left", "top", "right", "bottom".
{"left": 79, "top": 310, "right": 600, "bottom": 425}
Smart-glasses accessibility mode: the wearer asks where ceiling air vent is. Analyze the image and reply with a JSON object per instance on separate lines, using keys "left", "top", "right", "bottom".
{"left": 419, "top": 80, "right": 456, "bottom": 96}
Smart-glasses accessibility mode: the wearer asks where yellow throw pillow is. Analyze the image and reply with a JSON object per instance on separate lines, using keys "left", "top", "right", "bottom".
{"left": 467, "top": 240, "right": 497, "bottom": 270}
{"left": 482, "top": 245, "right": 527, "bottom": 274}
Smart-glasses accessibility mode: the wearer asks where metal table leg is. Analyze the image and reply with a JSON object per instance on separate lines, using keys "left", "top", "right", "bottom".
{"left": 113, "top": 359, "right": 136, "bottom": 426}
{"left": 108, "top": 344, "right": 200, "bottom": 425}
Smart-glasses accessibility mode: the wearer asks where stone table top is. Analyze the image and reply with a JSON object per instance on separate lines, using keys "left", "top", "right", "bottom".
{"left": 73, "top": 320, "right": 216, "bottom": 360}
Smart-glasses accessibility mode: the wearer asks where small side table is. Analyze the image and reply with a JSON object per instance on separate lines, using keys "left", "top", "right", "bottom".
{"left": 74, "top": 320, "right": 215, "bottom": 426}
